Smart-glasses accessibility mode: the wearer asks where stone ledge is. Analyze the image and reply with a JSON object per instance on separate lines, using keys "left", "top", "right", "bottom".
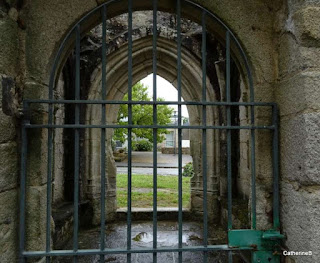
{"left": 117, "top": 207, "right": 191, "bottom": 221}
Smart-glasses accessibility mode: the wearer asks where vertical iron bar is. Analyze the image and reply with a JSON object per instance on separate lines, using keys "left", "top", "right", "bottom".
{"left": 228, "top": 251, "right": 233, "bottom": 262}
{"left": 46, "top": 49, "right": 55, "bottom": 263}
{"left": 201, "top": 11, "right": 208, "bottom": 263}
{"left": 176, "top": 0, "right": 183, "bottom": 262}
{"left": 73, "top": 24, "right": 81, "bottom": 263}
{"left": 152, "top": 1, "right": 158, "bottom": 262}
{"left": 226, "top": 30, "right": 233, "bottom": 263}
{"left": 226, "top": 31, "right": 232, "bottom": 230}
{"left": 250, "top": 119, "right": 257, "bottom": 230}
{"left": 100, "top": 5, "right": 107, "bottom": 262}
{"left": 248, "top": 46, "right": 257, "bottom": 231}
{"left": 272, "top": 105, "right": 280, "bottom": 229}
{"left": 19, "top": 102, "right": 28, "bottom": 263}
{"left": 127, "top": 1, "right": 133, "bottom": 262}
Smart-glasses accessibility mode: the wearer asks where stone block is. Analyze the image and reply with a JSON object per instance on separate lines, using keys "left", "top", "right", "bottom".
{"left": 278, "top": 33, "right": 320, "bottom": 78}
{"left": 281, "top": 182, "right": 320, "bottom": 262}
{"left": 255, "top": 130, "right": 273, "bottom": 181}
{"left": 25, "top": 185, "right": 47, "bottom": 252}
{"left": 0, "top": 16, "right": 19, "bottom": 76}
{"left": 293, "top": 7, "right": 320, "bottom": 47}
{"left": 0, "top": 142, "right": 18, "bottom": 192}
{"left": 286, "top": 0, "right": 320, "bottom": 15}
{"left": 0, "top": 110, "right": 16, "bottom": 143}
{"left": 0, "top": 189, "right": 18, "bottom": 263}
{"left": 23, "top": 81, "right": 49, "bottom": 101}
{"left": 26, "top": 127, "right": 49, "bottom": 186}
{"left": 280, "top": 112, "right": 320, "bottom": 185}
{"left": 277, "top": 71, "right": 320, "bottom": 117}
{"left": 23, "top": 0, "right": 97, "bottom": 82}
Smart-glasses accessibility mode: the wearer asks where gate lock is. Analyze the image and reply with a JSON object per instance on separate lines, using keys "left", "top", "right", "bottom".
{"left": 228, "top": 230, "right": 285, "bottom": 262}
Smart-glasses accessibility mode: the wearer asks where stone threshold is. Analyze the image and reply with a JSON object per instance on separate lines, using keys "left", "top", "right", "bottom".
{"left": 117, "top": 207, "right": 192, "bottom": 221}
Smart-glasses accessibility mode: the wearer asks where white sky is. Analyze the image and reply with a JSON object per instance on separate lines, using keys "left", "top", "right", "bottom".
{"left": 140, "top": 74, "right": 189, "bottom": 118}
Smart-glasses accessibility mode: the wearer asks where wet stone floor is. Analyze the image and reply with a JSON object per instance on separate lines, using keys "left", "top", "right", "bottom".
{"left": 53, "top": 221, "right": 230, "bottom": 263}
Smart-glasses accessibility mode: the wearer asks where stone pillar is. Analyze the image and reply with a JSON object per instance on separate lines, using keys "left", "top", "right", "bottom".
{"left": 277, "top": 3, "right": 320, "bottom": 262}
{"left": 0, "top": 4, "right": 20, "bottom": 262}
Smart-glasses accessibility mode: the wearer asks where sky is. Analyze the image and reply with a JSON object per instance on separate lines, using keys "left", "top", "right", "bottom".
{"left": 140, "top": 74, "right": 189, "bottom": 118}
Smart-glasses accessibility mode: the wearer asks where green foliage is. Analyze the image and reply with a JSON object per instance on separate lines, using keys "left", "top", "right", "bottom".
{"left": 133, "top": 139, "right": 153, "bottom": 151}
{"left": 117, "top": 173, "right": 190, "bottom": 190}
{"left": 182, "top": 162, "right": 194, "bottom": 177}
{"left": 117, "top": 174, "right": 190, "bottom": 208}
{"left": 113, "top": 82, "right": 173, "bottom": 143}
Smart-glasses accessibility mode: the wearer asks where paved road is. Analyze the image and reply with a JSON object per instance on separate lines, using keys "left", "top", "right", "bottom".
{"left": 116, "top": 151, "right": 193, "bottom": 176}
{"left": 117, "top": 166, "right": 181, "bottom": 176}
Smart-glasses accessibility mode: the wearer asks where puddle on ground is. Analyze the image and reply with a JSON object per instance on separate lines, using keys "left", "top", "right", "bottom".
{"left": 132, "top": 231, "right": 189, "bottom": 246}
{"left": 53, "top": 221, "right": 230, "bottom": 263}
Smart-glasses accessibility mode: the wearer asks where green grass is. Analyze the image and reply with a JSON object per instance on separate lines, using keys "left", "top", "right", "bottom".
{"left": 117, "top": 174, "right": 190, "bottom": 208}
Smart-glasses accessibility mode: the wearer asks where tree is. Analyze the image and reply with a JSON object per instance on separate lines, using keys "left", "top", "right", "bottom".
{"left": 113, "top": 82, "right": 174, "bottom": 144}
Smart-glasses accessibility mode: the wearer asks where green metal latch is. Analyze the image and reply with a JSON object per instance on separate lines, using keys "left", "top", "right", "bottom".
{"left": 228, "top": 230, "right": 285, "bottom": 262}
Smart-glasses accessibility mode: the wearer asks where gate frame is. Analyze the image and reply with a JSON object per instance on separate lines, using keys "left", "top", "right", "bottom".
{"left": 19, "top": 0, "right": 283, "bottom": 262}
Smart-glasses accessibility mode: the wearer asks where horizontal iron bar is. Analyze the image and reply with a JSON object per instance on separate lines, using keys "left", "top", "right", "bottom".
{"left": 24, "top": 124, "right": 275, "bottom": 130}
{"left": 22, "top": 245, "right": 253, "bottom": 257}
{"left": 23, "top": 99, "right": 276, "bottom": 107}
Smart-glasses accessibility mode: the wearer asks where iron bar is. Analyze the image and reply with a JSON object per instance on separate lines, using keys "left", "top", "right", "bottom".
{"left": 24, "top": 99, "right": 276, "bottom": 107}
{"left": 176, "top": 1, "right": 183, "bottom": 262}
{"left": 226, "top": 31, "right": 233, "bottom": 232}
{"left": 226, "top": 30, "right": 234, "bottom": 263}
{"left": 201, "top": 10, "right": 208, "bottom": 263}
{"left": 19, "top": 102, "right": 28, "bottom": 263}
{"left": 152, "top": 1, "right": 158, "bottom": 262}
{"left": 24, "top": 124, "right": 275, "bottom": 130}
{"left": 73, "top": 24, "right": 81, "bottom": 263}
{"left": 251, "top": 123, "right": 257, "bottom": 229}
{"left": 22, "top": 245, "right": 253, "bottom": 257}
{"left": 272, "top": 105, "right": 280, "bottom": 229}
{"left": 100, "top": 5, "right": 107, "bottom": 263}
{"left": 228, "top": 251, "right": 233, "bottom": 262}
{"left": 46, "top": 32, "right": 55, "bottom": 262}
{"left": 127, "top": 1, "right": 133, "bottom": 262}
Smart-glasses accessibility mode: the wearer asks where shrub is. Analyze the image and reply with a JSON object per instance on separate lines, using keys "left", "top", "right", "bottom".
{"left": 133, "top": 139, "right": 153, "bottom": 151}
{"left": 182, "top": 162, "right": 194, "bottom": 177}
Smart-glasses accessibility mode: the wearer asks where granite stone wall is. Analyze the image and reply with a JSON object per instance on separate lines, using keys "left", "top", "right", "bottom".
{"left": 0, "top": 0, "right": 319, "bottom": 262}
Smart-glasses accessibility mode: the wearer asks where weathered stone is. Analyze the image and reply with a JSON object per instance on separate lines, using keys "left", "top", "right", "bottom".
{"left": 277, "top": 71, "right": 320, "bottom": 117}
{"left": 23, "top": 81, "right": 49, "bottom": 101}
{"left": 0, "top": 15, "right": 19, "bottom": 76}
{"left": 281, "top": 182, "right": 320, "bottom": 262}
{"left": 27, "top": 127, "right": 49, "bottom": 186}
{"left": 0, "top": 110, "right": 16, "bottom": 143}
{"left": 278, "top": 33, "right": 320, "bottom": 78}
{"left": 293, "top": 7, "right": 320, "bottom": 47}
{"left": 0, "top": 142, "right": 18, "bottom": 193}
{"left": 25, "top": 185, "right": 47, "bottom": 252}
{"left": 0, "top": 189, "right": 18, "bottom": 263}
{"left": 1, "top": 76, "right": 20, "bottom": 117}
{"left": 280, "top": 112, "right": 320, "bottom": 186}
{"left": 23, "top": 0, "right": 97, "bottom": 82}
{"left": 8, "top": 7, "right": 18, "bottom": 22}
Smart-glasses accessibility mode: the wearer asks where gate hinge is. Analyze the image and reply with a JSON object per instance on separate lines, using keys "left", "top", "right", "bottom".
{"left": 228, "top": 229, "right": 285, "bottom": 251}
{"left": 262, "top": 231, "right": 285, "bottom": 241}
{"left": 228, "top": 230, "right": 285, "bottom": 263}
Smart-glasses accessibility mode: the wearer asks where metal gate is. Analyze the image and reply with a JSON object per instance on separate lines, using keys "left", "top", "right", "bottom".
{"left": 19, "top": 0, "right": 284, "bottom": 262}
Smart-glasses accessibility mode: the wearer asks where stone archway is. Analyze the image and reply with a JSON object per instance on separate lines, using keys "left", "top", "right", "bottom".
{"left": 17, "top": 0, "right": 278, "bottom": 260}
{"left": 84, "top": 36, "right": 219, "bottom": 224}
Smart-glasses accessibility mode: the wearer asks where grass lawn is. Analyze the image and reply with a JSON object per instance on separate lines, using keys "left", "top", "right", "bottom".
{"left": 117, "top": 174, "right": 191, "bottom": 208}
